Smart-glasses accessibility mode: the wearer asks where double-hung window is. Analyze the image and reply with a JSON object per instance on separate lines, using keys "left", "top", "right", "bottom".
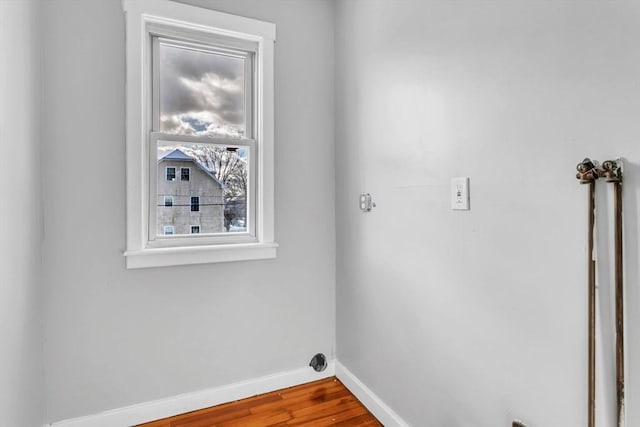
{"left": 190, "top": 196, "right": 199, "bottom": 212}
{"left": 180, "top": 167, "right": 190, "bottom": 182}
{"left": 123, "top": 0, "right": 276, "bottom": 268}
{"left": 166, "top": 167, "right": 176, "bottom": 181}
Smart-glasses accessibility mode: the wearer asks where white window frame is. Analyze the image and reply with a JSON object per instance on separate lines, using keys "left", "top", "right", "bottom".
{"left": 123, "top": 0, "right": 277, "bottom": 269}
{"left": 163, "top": 225, "right": 174, "bottom": 235}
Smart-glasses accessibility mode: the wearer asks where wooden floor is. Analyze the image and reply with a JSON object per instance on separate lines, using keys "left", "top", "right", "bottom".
{"left": 138, "top": 377, "right": 382, "bottom": 427}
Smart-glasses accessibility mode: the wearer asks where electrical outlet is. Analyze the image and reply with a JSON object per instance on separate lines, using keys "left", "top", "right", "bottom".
{"left": 451, "top": 177, "right": 470, "bottom": 210}
{"left": 359, "top": 193, "right": 375, "bottom": 212}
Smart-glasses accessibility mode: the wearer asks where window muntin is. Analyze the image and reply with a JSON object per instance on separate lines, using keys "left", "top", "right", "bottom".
{"left": 166, "top": 167, "right": 176, "bottom": 181}
{"left": 180, "top": 167, "right": 190, "bottom": 181}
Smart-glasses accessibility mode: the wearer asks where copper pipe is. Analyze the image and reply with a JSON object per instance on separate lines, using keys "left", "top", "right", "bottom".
{"left": 602, "top": 159, "right": 624, "bottom": 426}
{"left": 602, "top": 160, "right": 624, "bottom": 427}
{"left": 587, "top": 180, "right": 596, "bottom": 427}
{"left": 614, "top": 180, "right": 624, "bottom": 427}
{"left": 577, "top": 158, "right": 597, "bottom": 427}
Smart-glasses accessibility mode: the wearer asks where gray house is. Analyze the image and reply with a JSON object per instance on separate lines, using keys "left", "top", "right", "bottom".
{"left": 157, "top": 149, "right": 225, "bottom": 235}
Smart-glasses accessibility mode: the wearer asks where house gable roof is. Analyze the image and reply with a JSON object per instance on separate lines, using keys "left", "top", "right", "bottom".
{"left": 161, "top": 149, "right": 193, "bottom": 161}
{"left": 159, "top": 149, "right": 224, "bottom": 188}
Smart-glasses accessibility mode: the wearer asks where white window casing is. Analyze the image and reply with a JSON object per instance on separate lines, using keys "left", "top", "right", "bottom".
{"left": 123, "top": 0, "right": 277, "bottom": 268}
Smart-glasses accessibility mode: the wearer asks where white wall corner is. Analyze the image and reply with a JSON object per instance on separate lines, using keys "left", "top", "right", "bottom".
{"left": 45, "top": 362, "right": 335, "bottom": 427}
{"left": 336, "top": 361, "right": 411, "bottom": 427}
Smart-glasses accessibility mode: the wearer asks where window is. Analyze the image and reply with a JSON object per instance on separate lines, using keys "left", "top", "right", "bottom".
{"left": 190, "top": 196, "right": 199, "bottom": 212}
{"left": 164, "top": 196, "right": 173, "bottom": 207}
{"left": 164, "top": 226, "right": 174, "bottom": 235}
{"left": 123, "top": 0, "right": 277, "bottom": 268}
{"left": 191, "top": 225, "right": 200, "bottom": 234}
{"left": 166, "top": 167, "right": 176, "bottom": 181}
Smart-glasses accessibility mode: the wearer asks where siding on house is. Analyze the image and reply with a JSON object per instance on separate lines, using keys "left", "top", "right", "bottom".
{"left": 157, "top": 150, "right": 225, "bottom": 235}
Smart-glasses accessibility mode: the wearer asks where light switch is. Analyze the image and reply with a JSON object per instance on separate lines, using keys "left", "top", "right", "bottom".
{"left": 451, "top": 177, "right": 470, "bottom": 210}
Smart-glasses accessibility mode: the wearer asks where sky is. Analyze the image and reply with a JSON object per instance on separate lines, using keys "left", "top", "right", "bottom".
{"left": 159, "top": 42, "right": 246, "bottom": 138}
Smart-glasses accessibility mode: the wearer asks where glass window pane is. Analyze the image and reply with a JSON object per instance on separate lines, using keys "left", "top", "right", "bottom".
{"left": 157, "top": 141, "right": 249, "bottom": 236}
{"left": 158, "top": 41, "right": 246, "bottom": 138}
{"left": 166, "top": 167, "right": 176, "bottom": 181}
{"left": 190, "top": 196, "right": 199, "bottom": 212}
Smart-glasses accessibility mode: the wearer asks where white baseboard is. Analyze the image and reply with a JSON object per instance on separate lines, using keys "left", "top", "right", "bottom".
{"left": 46, "top": 361, "right": 335, "bottom": 427}
{"left": 336, "top": 361, "right": 410, "bottom": 427}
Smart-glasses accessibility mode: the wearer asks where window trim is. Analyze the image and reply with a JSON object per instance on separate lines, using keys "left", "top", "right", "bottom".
{"left": 123, "top": 0, "right": 277, "bottom": 269}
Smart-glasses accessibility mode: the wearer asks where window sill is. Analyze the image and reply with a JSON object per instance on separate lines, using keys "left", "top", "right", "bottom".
{"left": 124, "top": 242, "right": 278, "bottom": 269}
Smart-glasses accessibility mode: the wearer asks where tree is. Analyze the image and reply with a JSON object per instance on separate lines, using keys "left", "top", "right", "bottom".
{"left": 190, "top": 146, "right": 247, "bottom": 230}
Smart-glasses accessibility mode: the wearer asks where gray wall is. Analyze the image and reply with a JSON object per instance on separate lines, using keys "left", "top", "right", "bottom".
{"left": 0, "top": 1, "right": 45, "bottom": 426}
{"left": 335, "top": 1, "right": 640, "bottom": 426}
{"left": 41, "top": 0, "right": 335, "bottom": 423}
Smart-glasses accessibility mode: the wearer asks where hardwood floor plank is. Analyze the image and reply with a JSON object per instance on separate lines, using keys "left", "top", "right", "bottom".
{"left": 171, "top": 406, "right": 252, "bottom": 426}
{"left": 172, "top": 395, "right": 281, "bottom": 427}
{"left": 286, "top": 398, "right": 368, "bottom": 425}
{"left": 249, "top": 388, "right": 351, "bottom": 415}
{"left": 137, "top": 377, "right": 381, "bottom": 427}
{"left": 215, "top": 408, "right": 293, "bottom": 427}
{"left": 332, "top": 413, "right": 382, "bottom": 426}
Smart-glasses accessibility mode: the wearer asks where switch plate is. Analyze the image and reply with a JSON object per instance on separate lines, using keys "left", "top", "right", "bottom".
{"left": 451, "top": 177, "right": 470, "bottom": 210}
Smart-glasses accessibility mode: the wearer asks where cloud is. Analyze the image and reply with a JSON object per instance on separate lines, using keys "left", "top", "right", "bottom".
{"left": 159, "top": 43, "right": 246, "bottom": 137}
